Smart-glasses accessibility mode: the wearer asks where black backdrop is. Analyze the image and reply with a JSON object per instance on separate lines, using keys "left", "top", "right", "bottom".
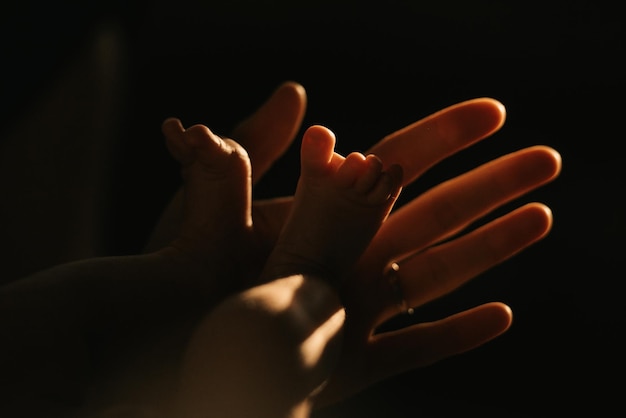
{"left": 2, "top": 1, "right": 624, "bottom": 416}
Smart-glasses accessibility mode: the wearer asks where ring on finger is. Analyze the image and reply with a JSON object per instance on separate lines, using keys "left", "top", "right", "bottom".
{"left": 384, "top": 262, "right": 414, "bottom": 315}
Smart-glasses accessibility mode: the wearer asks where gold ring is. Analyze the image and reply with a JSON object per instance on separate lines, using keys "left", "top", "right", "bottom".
{"left": 384, "top": 262, "right": 414, "bottom": 315}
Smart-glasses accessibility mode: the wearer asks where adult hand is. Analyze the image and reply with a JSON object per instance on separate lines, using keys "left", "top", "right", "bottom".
{"left": 145, "top": 82, "right": 561, "bottom": 407}
{"left": 315, "top": 99, "right": 561, "bottom": 405}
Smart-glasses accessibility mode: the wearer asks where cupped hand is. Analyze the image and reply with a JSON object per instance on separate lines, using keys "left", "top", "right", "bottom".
{"left": 145, "top": 82, "right": 561, "bottom": 407}
{"left": 315, "top": 100, "right": 561, "bottom": 405}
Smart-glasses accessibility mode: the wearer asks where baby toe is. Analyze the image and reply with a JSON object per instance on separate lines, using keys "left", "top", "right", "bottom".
{"left": 354, "top": 154, "right": 384, "bottom": 194}
{"left": 300, "top": 125, "right": 337, "bottom": 178}
{"left": 335, "top": 152, "right": 367, "bottom": 188}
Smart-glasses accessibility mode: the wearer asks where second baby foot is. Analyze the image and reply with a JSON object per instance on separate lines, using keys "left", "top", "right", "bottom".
{"left": 161, "top": 118, "right": 253, "bottom": 260}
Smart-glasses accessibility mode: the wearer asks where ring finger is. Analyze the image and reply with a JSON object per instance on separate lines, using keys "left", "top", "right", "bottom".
{"left": 372, "top": 202, "right": 552, "bottom": 326}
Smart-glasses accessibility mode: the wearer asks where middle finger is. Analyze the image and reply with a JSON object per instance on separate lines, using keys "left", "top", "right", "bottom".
{"left": 367, "top": 97, "right": 506, "bottom": 186}
{"left": 360, "top": 145, "right": 561, "bottom": 273}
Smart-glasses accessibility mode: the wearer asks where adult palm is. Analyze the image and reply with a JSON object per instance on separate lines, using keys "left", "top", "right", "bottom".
{"left": 145, "top": 81, "right": 561, "bottom": 407}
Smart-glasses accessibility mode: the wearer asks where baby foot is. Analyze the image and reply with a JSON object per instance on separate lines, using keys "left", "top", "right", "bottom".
{"left": 262, "top": 125, "right": 402, "bottom": 285}
{"left": 161, "top": 118, "right": 253, "bottom": 260}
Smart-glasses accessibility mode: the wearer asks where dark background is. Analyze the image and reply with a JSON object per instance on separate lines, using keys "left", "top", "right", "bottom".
{"left": 2, "top": 0, "right": 624, "bottom": 416}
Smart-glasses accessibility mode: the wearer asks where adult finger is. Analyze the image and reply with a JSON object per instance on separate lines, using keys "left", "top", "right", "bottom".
{"left": 365, "top": 146, "right": 562, "bottom": 270}
{"left": 367, "top": 98, "right": 506, "bottom": 186}
{"left": 231, "top": 81, "right": 307, "bottom": 184}
{"left": 315, "top": 302, "right": 512, "bottom": 407}
{"left": 374, "top": 203, "right": 552, "bottom": 324}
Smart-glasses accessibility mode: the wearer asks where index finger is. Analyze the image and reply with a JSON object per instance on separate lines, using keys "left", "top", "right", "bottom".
{"left": 367, "top": 98, "right": 506, "bottom": 186}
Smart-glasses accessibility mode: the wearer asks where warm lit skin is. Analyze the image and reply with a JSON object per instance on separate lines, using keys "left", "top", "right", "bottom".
{"left": 260, "top": 124, "right": 403, "bottom": 284}
{"left": 161, "top": 112, "right": 404, "bottom": 418}
{"left": 149, "top": 82, "right": 560, "bottom": 406}
{"left": 0, "top": 81, "right": 561, "bottom": 417}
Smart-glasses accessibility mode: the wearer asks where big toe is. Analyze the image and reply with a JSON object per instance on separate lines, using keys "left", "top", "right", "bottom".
{"left": 301, "top": 125, "right": 337, "bottom": 177}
